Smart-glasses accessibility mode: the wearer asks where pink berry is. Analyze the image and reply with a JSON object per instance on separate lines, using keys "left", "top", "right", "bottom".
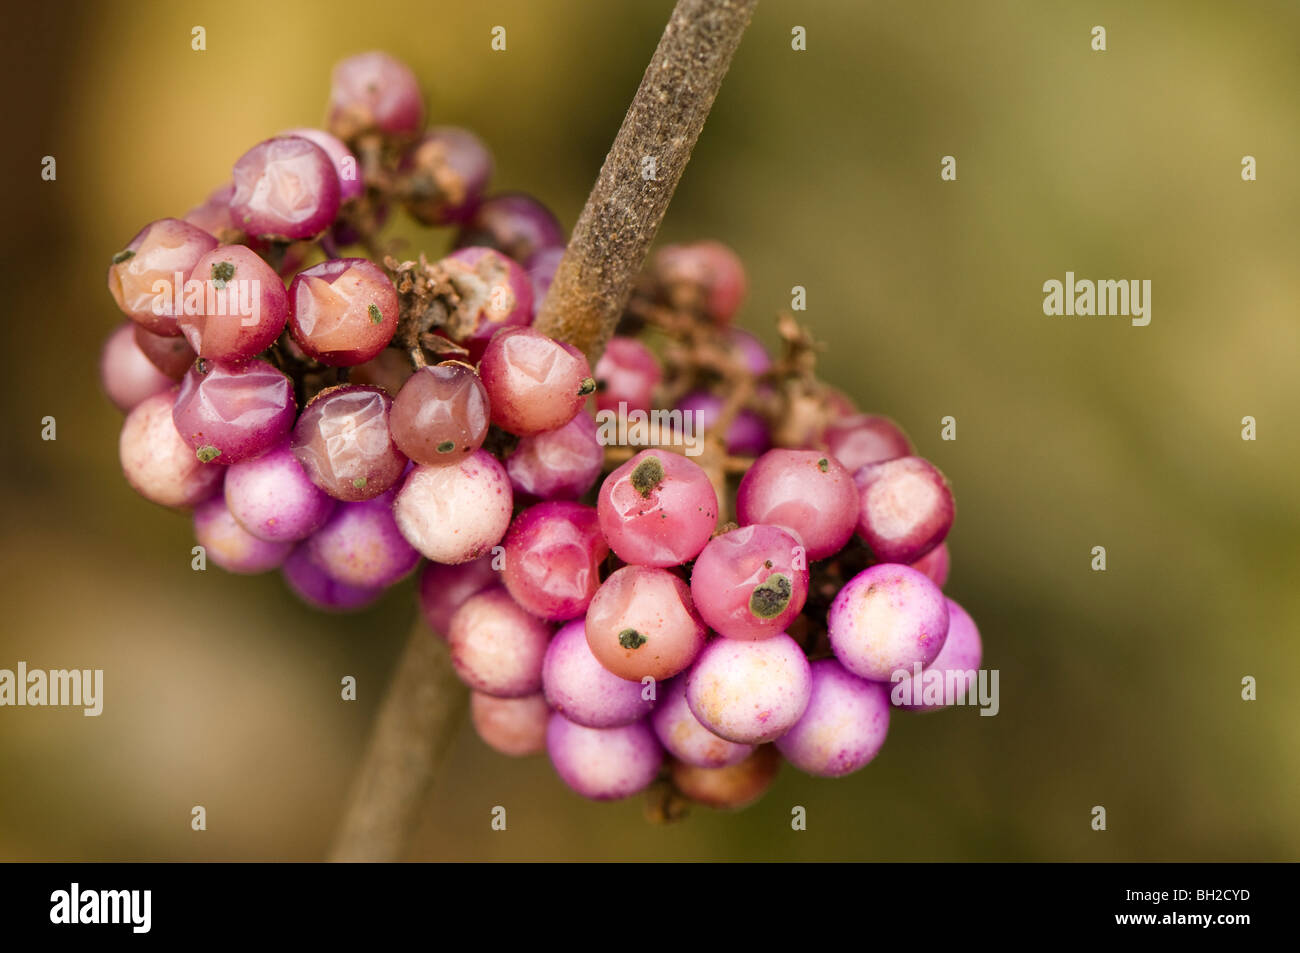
{"left": 854, "top": 456, "right": 954, "bottom": 564}
{"left": 193, "top": 495, "right": 293, "bottom": 574}
{"left": 437, "top": 246, "right": 534, "bottom": 361}
{"left": 393, "top": 451, "right": 513, "bottom": 564}
{"left": 502, "top": 502, "right": 608, "bottom": 621}
{"left": 891, "top": 598, "right": 982, "bottom": 711}
{"left": 447, "top": 587, "right": 552, "bottom": 697}
{"left": 543, "top": 620, "right": 656, "bottom": 728}
{"left": 674, "top": 390, "right": 770, "bottom": 457}
{"left": 133, "top": 325, "right": 196, "bottom": 380}
{"left": 828, "top": 563, "right": 949, "bottom": 682}
{"left": 597, "top": 450, "right": 718, "bottom": 568}
{"left": 281, "top": 127, "right": 364, "bottom": 203}
{"left": 327, "top": 51, "right": 424, "bottom": 138}
{"left": 479, "top": 326, "right": 593, "bottom": 436}
{"left": 100, "top": 322, "right": 173, "bottom": 413}
{"left": 229, "top": 136, "right": 341, "bottom": 241}
{"left": 389, "top": 363, "right": 490, "bottom": 465}
{"left": 653, "top": 240, "right": 747, "bottom": 323}
{"left": 178, "top": 245, "right": 289, "bottom": 363}
{"left": 584, "top": 565, "right": 707, "bottom": 682}
{"left": 505, "top": 411, "right": 603, "bottom": 502}
{"left": 736, "top": 449, "right": 858, "bottom": 560}
{"left": 824, "top": 414, "right": 912, "bottom": 473}
{"left": 288, "top": 258, "right": 399, "bottom": 366}
{"left": 775, "top": 659, "right": 891, "bottom": 777}
{"left": 291, "top": 385, "right": 408, "bottom": 502}
{"left": 400, "top": 126, "right": 493, "bottom": 225}
{"left": 119, "top": 389, "right": 224, "bottom": 509}
{"left": 690, "top": 524, "right": 808, "bottom": 640}
{"left": 910, "top": 541, "right": 950, "bottom": 588}
{"left": 107, "top": 218, "right": 218, "bottom": 337}
{"left": 545, "top": 713, "right": 662, "bottom": 800}
{"left": 183, "top": 183, "right": 235, "bottom": 239}
{"left": 457, "top": 192, "right": 565, "bottom": 264}
{"left": 593, "top": 337, "right": 661, "bottom": 414}
{"left": 685, "top": 634, "right": 812, "bottom": 744}
{"left": 471, "top": 691, "right": 549, "bottom": 757}
{"left": 418, "top": 556, "right": 499, "bottom": 635}
{"left": 650, "top": 677, "right": 754, "bottom": 768}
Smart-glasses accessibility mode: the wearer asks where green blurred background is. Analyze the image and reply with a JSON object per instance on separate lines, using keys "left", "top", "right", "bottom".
{"left": 2, "top": 0, "right": 1297, "bottom": 861}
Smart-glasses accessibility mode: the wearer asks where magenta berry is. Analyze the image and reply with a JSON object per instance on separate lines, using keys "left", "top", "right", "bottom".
{"left": 828, "top": 563, "right": 949, "bottom": 682}
{"left": 393, "top": 451, "right": 512, "bottom": 564}
{"left": 437, "top": 246, "right": 535, "bottom": 361}
{"left": 854, "top": 455, "right": 954, "bottom": 564}
{"left": 502, "top": 502, "right": 608, "bottom": 621}
{"left": 824, "top": 413, "right": 911, "bottom": 473}
{"left": 910, "top": 540, "right": 950, "bottom": 588}
{"left": 457, "top": 192, "right": 565, "bottom": 264}
{"left": 281, "top": 127, "right": 364, "bottom": 203}
{"left": 505, "top": 411, "right": 603, "bottom": 502}
{"left": 281, "top": 544, "right": 381, "bottom": 612}
{"left": 736, "top": 449, "right": 858, "bottom": 560}
{"left": 685, "top": 633, "right": 812, "bottom": 744}
{"left": 690, "top": 524, "right": 809, "bottom": 640}
{"left": 543, "top": 620, "right": 656, "bottom": 728}
{"left": 674, "top": 389, "right": 770, "bottom": 457}
{"left": 304, "top": 491, "right": 419, "bottom": 589}
{"left": 776, "top": 658, "right": 891, "bottom": 777}
{"left": 229, "top": 136, "right": 341, "bottom": 242}
{"left": 172, "top": 358, "right": 296, "bottom": 465}
{"left": 133, "top": 325, "right": 197, "bottom": 380}
{"left": 593, "top": 337, "right": 661, "bottom": 414}
{"left": 597, "top": 450, "right": 719, "bottom": 568}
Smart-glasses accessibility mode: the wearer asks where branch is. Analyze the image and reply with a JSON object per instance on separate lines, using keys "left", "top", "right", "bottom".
{"left": 329, "top": 0, "right": 757, "bottom": 862}
{"left": 534, "top": 0, "right": 759, "bottom": 360}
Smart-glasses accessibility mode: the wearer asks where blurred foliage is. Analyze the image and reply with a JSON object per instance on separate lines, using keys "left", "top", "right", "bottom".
{"left": 1, "top": 0, "right": 1297, "bottom": 860}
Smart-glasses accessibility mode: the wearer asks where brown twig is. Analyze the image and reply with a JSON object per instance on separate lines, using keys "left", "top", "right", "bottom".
{"left": 328, "top": 0, "right": 758, "bottom": 862}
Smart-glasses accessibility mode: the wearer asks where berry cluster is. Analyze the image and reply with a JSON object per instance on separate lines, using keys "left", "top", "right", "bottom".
{"left": 101, "top": 52, "right": 981, "bottom": 815}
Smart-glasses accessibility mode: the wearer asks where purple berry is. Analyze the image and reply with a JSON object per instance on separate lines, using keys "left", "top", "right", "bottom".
{"left": 685, "top": 633, "right": 812, "bottom": 744}
{"left": 651, "top": 677, "right": 754, "bottom": 768}
{"left": 282, "top": 544, "right": 382, "bottom": 612}
{"left": 304, "top": 491, "right": 419, "bottom": 588}
{"left": 291, "top": 385, "right": 408, "bottom": 502}
{"left": 193, "top": 495, "right": 293, "bottom": 574}
{"left": 505, "top": 411, "right": 603, "bottom": 502}
{"left": 543, "top": 620, "right": 656, "bottom": 728}
{"left": 100, "top": 322, "right": 174, "bottom": 413}
{"left": 172, "top": 358, "right": 296, "bottom": 465}
{"left": 545, "top": 712, "right": 662, "bottom": 800}
{"left": 891, "top": 597, "right": 982, "bottom": 711}
{"left": 674, "top": 390, "right": 770, "bottom": 457}
{"left": 456, "top": 192, "right": 565, "bottom": 264}
{"left": 229, "top": 136, "right": 341, "bottom": 241}
{"left": 281, "top": 127, "right": 363, "bottom": 203}
{"left": 776, "top": 659, "right": 891, "bottom": 777}
{"left": 828, "top": 563, "right": 949, "bottom": 682}
{"left": 224, "top": 439, "right": 336, "bottom": 543}
{"left": 418, "top": 556, "right": 499, "bottom": 635}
